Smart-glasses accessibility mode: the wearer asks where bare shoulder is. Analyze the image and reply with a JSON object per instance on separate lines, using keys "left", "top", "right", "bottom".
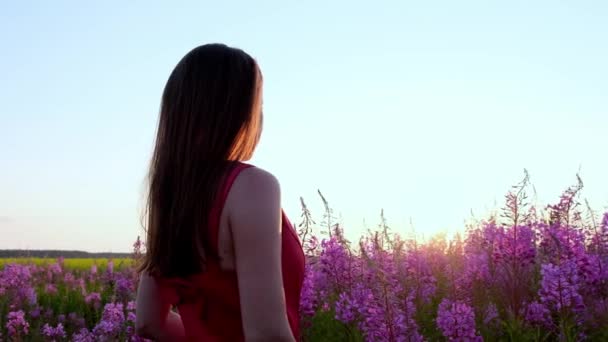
{"left": 231, "top": 166, "right": 281, "bottom": 198}
{"left": 226, "top": 166, "right": 282, "bottom": 230}
{"left": 226, "top": 167, "right": 281, "bottom": 239}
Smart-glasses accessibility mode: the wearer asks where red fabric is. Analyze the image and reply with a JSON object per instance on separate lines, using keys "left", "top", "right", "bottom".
{"left": 157, "top": 162, "right": 305, "bottom": 341}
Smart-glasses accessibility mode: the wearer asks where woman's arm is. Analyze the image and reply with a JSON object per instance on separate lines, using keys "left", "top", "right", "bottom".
{"left": 228, "top": 167, "right": 296, "bottom": 342}
{"left": 135, "top": 274, "right": 186, "bottom": 341}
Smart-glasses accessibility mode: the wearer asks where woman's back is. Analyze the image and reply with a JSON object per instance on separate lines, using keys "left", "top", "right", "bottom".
{"left": 135, "top": 43, "right": 304, "bottom": 342}
{"left": 155, "top": 162, "right": 305, "bottom": 341}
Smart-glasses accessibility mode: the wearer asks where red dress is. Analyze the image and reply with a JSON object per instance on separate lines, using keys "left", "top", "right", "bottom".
{"left": 156, "top": 162, "right": 305, "bottom": 341}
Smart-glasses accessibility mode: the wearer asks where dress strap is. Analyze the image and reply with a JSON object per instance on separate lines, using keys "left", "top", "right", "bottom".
{"left": 208, "top": 162, "right": 253, "bottom": 257}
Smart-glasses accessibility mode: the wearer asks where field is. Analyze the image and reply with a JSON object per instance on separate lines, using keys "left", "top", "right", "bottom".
{"left": 0, "top": 259, "right": 133, "bottom": 272}
{"left": 1, "top": 174, "right": 607, "bottom": 341}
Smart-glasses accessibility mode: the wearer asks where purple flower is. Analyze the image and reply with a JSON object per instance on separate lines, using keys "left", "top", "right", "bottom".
{"left": 539, "top": 260, "right": 584, "bottom": 313}
{"left": 21, "top": 285, "right": 37, "bottom": 305}
{"left": 393, "top": 292, "right": 424, "bottom": 341}
{"left": 72, "top": 328, "right": 95, "bottom": 342}
{"left": 93, "top": 320, "right": 122, "bottom": 338}
{"left": 101, "top": 302, "right": 125, "bottom": 323}
{"left": 318, "top": 237, "right": 352, "bottom": 294}
{"left": 115, "top": 275, "right": 133, "bottom": 300}
{"left": 29, "top": 306, "right": 41, "bottom": 319}
{"left": 127, "top": 301, "right": 137, "bottom": 311}
{"left": 537, "top": 221, "right": 587, "bottom": 265}
{"left": 299, "top": 263, "right": 319, "bottom": 316}
{"left": 463, "top": 252, "right": 490, "bottom": 284}
{"left": 492, "top": 224, "right": 536, "bottom": 268}
{"left": 436, "top": 299, "right": 481, "bottom": 341}
{"left": 404, "top": 249, "right": 437, "bottom": 304}
{"left": 85, "top": 292, "right": 102, "bottom": 309}
{"left": 92, "top": 302, "right": 125, "bottom": 338}
{"left": 335, "top": 292, "right": 357, "bottom": 323}
{"left": 48, "top": 262, "right": 62, "bottom": 275}
{"left": 6, "top": 310, "right": 30, "bottom": 337}
{"left": 42, "top": 322, "right": 67, "bottom": 340}
{"left": 64, "top": 272, "right": 76, "bottom": 287}
{"left": 524, "top": 301, "right": 552, "bottom": 328}
{"left": 46, "top": 283, "right": 58, "bottom": 294}
{"left": 0, "top": 264, "right": 37, "bottom": 305}
{"left": 340, "top": 281, "right": 423, "bottom": 342}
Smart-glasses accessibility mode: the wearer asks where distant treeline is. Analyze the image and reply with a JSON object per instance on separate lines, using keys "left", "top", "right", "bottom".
{"left": 0, "top": 250, "right": 132, "bottom": 259}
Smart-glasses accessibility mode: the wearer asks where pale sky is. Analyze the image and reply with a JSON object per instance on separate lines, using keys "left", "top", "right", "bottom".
{"left": 1, "top": 1, "right": 606, "bottom": 252}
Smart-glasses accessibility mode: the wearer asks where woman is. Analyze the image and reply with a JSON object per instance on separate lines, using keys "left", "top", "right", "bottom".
{"left": 135, "top": 44, "right": 305, "bottom": 341}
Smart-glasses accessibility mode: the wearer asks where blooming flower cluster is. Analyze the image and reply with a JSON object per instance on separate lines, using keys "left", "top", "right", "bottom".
{"left": 436, "top": 299, "right": 481, "bottom": 341}
{"left": 297, "top": 180, "right": 608, "bottom": 340}
{"left": 6, "top": 310, "right": 30, "bottom": 338}
{"left": 539, "top": 260, "right": 585, "bottom": 313}
{"left": 42, "top": 322, "right": 67, "bottom": 340}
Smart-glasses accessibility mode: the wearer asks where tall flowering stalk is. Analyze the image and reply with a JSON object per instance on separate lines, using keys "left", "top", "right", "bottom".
{"left": 0, "top": 264, "right": 37, "bottom": 307}
{"left": 436, "top": 299, "right": 482, "bottom": 341}
{"left": 6, "top": 310, "right": 30, "bottom": 340}
{"left": 495, "top": 171, "right": 537, "bottom": 317}
{"left": 538, "top": 260, "right": 585, "bottom": 337}
{"left": 92, "top": 302, "right": 126, "bottom": 340}
{"left": 42, "top": 322, "right": 67, "bottom": 340}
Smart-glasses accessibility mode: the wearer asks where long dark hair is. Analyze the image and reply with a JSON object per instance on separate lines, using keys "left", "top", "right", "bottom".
{"left": 139, "top": 44, "right": 262, "bottom": 277}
